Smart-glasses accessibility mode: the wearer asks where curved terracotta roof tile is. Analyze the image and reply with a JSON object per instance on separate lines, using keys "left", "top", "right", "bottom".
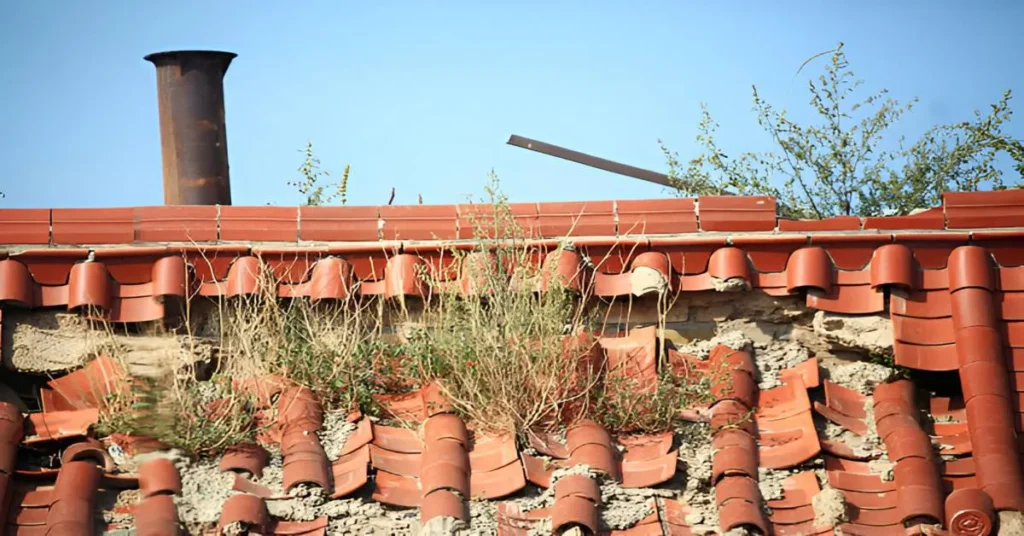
{"left": 599, "top": 326, "right": 658, "bottom": 393}
{"left": 891, "top": 289, "right": 952, "bottom": 319}
{"left": 43, "top": 355, "right": 126, "bottom": 412}
{"left": 421, "top": 462, "right": 470, "bottom": 499}
{"left": 552, "top": 478, "right": 600, "bottom": 535}
{"left": 422, "top": 438, "right": 470, "bottom": 474}
{"left": 371, "top": 424, "right": 421, "bottom": 454}
{"left": 204, "top": 255, "right": 261, "bottom": 297}
{"left": 369, "top": 444, "right": 420, "bottom": 477}
{"left": 421, "top": 414, "right": 466, "bottom": 449}
{"left": 132, "top": 494, "right": 180, "bottom": 536}
{"left": 372, "top": 469, "right": 421, "bottom": 507}
{"left": 277, "top": 386, "right": 323, "bottom": 432}
{"left": 0, "top": 402, "right": 24, "bottom": 525}
{"left": 872, "top": 381, "right": 944, "bottom": 527}
{"left": 270, "top": 517, "right": 330, "bottom": 535}
{"left": 59, "top": 439, "right": 113, "bottom": 474}
{"left": 373, "top": 391, "right": 426, "bottom": 422}
{"left": 555, "top": 474, "right": 601, "bottom": 503}
{"left": 329, "top": 444, "right": 370, "bottom": 498}
{"left": 0, "top": 253, "right": 186, "bottom": 321}
{"left": 137, "top": 457, "right": 181, "bottom": 498}
{"left": 893, "top": 340, "right": 960, "bottom": 371}
{"left": 292, "top": 256, "right": 354, "bottom": 300}
{"left": 945, "top": 488, "right": 995, "bottom": 536}
{"left": 218, "top": 493, "right": 268, "bottom": 533}
{"left": 841, "top": 489, "right": 896, "bottom": 511}
{"left": 807, "top": 281, "right": 886, "bottom": 315}
{"left": 282, "top": 446, "right": 330, "bottom": 493}
{"left": 46, "top": 459, "right": 101, "bottom": 535}
{"left": 766, "top": 471, "right": 821, "bottom": 510}
{"left": 618, "top": 432, "right": 673, "bottom": 462}
{"left": 786, "top": 247, "right": 832, "bottom": 293}
{"left": 755, "top": 375, "right": 821, "bottom": 469}
{"left": 893, "top": 315, "right": 956, "bottom": 346}
{"left": 520, "top": 452, "right": 563, "bottom": 488}
{"left": 719, "top": 496, "right": 769, "bottom": 534}
{"left": 815, "top": 401, "right": 869, "bottom": 436}
{"left": 756, "top": 379, "right": 812, "bottom": 422}
{"left": 470, "top": 457, "right": 527, "bottom": 499}
{"left": 870, "top": 244, "right": 916, "bottom": 288}
{"left": 416, "top": 412, "right": 472, "bottom": 523}
{"left": 621, "top": 450, "right": 678, "bottom": 488}
{"left": 219, "top": 443, "right": 269, "bottom": 478}
{"left": 67, "top": 261, "right": 112, "bottom": 310}
{"left": 707, "top": 246, "right": 751, "bottom": 284}
{"left": 770, "top": 504, "right": 816, "bottom": 525}
{"left": 566, "top": 420, "right": 619, "bottom": 480}
{"left": 421, "top": 489, "right": 468, "bottom": 525}
{"left": 24, "top": 408, "right": 99, "bottom": 444}
{"left": 232, "top": 473, "right": 274, "bottom": 498}
{"left": 824, "top": 456, "right": 897, "bottom": 493}
{"left": 469, "top": 433, "right": 519, "bottom": 472}
{"left": 946, "top": 246, "right": 1024, "bottom": 511}
{"left": 779, "top": 358, "right": 821, "bottom": 389}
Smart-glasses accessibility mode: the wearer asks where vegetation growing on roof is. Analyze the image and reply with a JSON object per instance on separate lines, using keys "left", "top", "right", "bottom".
{"left": 289, "top": 141, "right": 351, "bottom": 206}
{"left": 661, "top": 42, "right": 1024, "bottom": 219}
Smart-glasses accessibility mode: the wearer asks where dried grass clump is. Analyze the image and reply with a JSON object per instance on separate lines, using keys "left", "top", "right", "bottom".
{"left": 403, "top": 247, "right": 598, "bottom": 435}
{"left": 216, "top": 270, "right": 383, "bottom": 412}
{"left": 93, "top": 179, "right": 717, "bottom": 454}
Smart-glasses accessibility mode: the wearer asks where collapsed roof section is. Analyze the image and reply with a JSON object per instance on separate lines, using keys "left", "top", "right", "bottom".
{"left": 0, "top": 190, "right": 1022, "bottom": 535}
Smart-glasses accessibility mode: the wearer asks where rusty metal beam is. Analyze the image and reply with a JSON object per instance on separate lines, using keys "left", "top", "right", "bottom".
{"left": 506, "top": 134, "right": 674, "bottom": 188}
{"left": 145, "top": 50, "right": 236, "bottom": 205}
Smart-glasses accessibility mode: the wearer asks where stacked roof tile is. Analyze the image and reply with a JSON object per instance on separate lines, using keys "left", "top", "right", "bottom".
{"left": 0, "top": 190, "right": 1023, "bottom": 535}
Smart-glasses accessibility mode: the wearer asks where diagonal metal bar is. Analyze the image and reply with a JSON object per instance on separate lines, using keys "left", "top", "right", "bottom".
{"left": 507, "top": 135, "right": 674, "bottom": 188}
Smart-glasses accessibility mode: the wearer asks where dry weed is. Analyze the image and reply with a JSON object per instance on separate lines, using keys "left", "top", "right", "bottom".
{"left": 213, "top": 257, "right": 383, "bottom": 412}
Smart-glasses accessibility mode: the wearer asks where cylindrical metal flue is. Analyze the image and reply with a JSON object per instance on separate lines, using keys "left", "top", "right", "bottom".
{"left": 145, "top": 50, "right": 236, "bottom": 205}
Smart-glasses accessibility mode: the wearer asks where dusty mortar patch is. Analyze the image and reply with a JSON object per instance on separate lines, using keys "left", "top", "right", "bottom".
{"left": 99, "top": 488, "right": 139, "bottom": 525}
{"left": 2, "top": 311, "right": 98, "bottom": 372}
{"left": 712, "top": 277, "right": 749, "bottom": 292}
{"left": 752, "top": 339, "right": 811, "bottom": 389}
{"left": 419, "top": 516, "right": 469, "bottom": 535}
{"left": 756, "top": 467, "right": 786, "bottom": 502}
{"left": 468, "top": 500, "right": 498, "bottom": 534}
{"left": 266, "top": 484, "right": 330, "bottom": 521}
{"left": 820, "top": 358, "right": 895, "bottom": 395}
{"left": 319, "top": 412, "right": 356, "bottom": 462}
{"left": 812, "top": 486, "right": 849, "bottom": 527}
{"left": 675, "top": 422, "right": 718, "bottom": 532}
{"left": 868, "top": 455, "right": 895, "bottom": 482}
{"left": 812, "top": 312, "right": 893, "bottom": 356}
{"left": 325, "top": 498, "right": 416, "bottom": 535}
{"left": 1000, "top": 511, "right": 1024, "bottom": 536}
{"left": 515, "top": 465, "right": 595, "bottom": 513}
{"left": 599, "top": 480, "right": 670, "bottom": 530}
{"left": 1, "top": 310, "right": 214, "bottom": 375}
{"left": 631, "top": 266, "right": 670, "bottom": 296}
{"left": 676, "top": 332, "right": 751, "bottom": 359}
{"left": 175, "top": 457, "right": 238, "bottom": 530}
{"left": 255, "top": 450, "right": 285, "bottom": 493}
{"left": 821, "top": 422, "right": 883, "bottom": 460}
{"left": 687, "top": 292, "right": 810, "bottom": 325}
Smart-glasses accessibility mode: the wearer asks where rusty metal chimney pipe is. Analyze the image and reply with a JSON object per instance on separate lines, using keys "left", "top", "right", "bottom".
{"left": 145, "top": 50, "right": 236, "bottom": 205}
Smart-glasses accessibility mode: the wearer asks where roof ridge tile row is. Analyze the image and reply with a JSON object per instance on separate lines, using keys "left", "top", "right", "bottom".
{"left": 1, "top": 189, "right": 1023, "bottom": 245}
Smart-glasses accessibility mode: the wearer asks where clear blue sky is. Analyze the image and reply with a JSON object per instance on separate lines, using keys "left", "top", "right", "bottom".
{"left": 1, "top": 1, "right": 1021, "bottom": 208}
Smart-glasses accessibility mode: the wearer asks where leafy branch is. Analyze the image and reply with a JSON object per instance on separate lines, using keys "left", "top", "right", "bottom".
{"left": 662, "top": 42, "right": 1024, "bottom": 219}
{"left": 289, "top": 141, "right": 350, "bottom": 206}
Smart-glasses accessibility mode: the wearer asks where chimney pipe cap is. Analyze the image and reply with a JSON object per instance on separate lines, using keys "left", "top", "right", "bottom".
{"left": 144, "top": 50, "right": 237, "bottom": 67}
